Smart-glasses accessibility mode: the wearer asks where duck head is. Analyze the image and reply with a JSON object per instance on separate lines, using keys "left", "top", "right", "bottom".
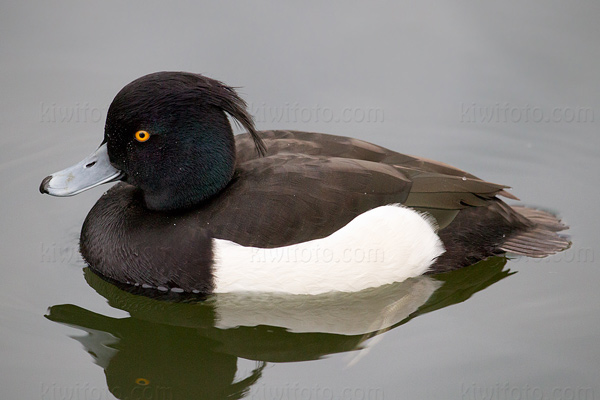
{"left": 40, "top": 72, "right": 266, "bottom": 211}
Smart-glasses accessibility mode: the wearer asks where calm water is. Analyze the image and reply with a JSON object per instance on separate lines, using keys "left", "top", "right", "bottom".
{"left": 2, "top": 2, "right": 599, "bottom": 399}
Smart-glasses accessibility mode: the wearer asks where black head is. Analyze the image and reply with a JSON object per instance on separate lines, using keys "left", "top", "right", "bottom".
{"left": 104, "top": 72, "right": 266, "bottom": 211}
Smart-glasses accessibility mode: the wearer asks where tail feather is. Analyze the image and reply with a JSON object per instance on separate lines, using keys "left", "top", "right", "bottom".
{"left": 512, "top": 206, "right": 568, "bottom": 231}
{"left": 501, "top": 206, "right": 570, "bottom": 258}
{"left": 430, "top": 200, "right": 570, "bottom": 274}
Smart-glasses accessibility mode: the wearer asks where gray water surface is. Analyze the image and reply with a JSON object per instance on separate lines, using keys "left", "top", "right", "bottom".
{"left": 1, "top": 2, "right": 599, "bottom": 399}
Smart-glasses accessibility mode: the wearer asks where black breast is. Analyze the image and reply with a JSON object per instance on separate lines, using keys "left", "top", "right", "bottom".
{"left": 80, "top": 185, "right": 214, "bottom": 293}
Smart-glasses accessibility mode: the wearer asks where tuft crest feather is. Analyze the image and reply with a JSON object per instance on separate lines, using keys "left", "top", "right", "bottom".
{"left": 201, "top": 75, "right": 267, "bottom": 156}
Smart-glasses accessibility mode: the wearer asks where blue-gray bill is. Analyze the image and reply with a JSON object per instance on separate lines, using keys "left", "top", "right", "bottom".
{"left": 39, "top": 143, "right": 123, "bottom": 196}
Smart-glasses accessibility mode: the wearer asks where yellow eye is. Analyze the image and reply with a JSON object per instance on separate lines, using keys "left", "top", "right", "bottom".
{"left": 135, "top": 378, "right": 150, "bottom": 386}
{"left": 135, "top": 130, "right": 150, "bottom": 142}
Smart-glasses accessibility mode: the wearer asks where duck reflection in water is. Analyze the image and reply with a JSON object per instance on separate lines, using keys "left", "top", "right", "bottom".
{"left": 47, "top": 257, "right": 512, "bottom": 400}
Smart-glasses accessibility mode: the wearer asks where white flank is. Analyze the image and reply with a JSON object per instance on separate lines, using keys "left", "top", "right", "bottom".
{"left": 212, "top": 204, "right": 445, "bottom": 295}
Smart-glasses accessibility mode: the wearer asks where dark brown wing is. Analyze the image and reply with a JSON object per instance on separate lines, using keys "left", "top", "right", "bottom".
{"left": 195, "top": 153, "right": 412, "bottom": 247}
{"left": 235, "top": 130, "right": 517, "bottom": 228}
